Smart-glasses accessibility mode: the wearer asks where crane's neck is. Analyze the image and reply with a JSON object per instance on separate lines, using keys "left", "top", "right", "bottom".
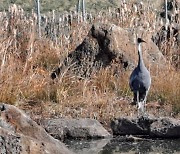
{"left": 137, "top": 43, "right": 145, "bottom": 69}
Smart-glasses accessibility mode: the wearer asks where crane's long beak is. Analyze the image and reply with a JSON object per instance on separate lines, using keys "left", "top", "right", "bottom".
{"left": 137, "top": 38, "right": 146, "bottom": 44}
{"left": 141, "top": 39, "right": 146, "bottom": 43}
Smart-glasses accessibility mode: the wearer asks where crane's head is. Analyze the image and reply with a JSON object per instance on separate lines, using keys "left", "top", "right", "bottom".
{"left": 137, "top": 38, "right": 146, "bottom": 44}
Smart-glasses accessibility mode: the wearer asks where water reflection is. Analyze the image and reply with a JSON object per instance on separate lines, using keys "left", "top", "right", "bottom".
{"left": 65, "top": 139, "right": 110, "bottom": 154}
{"left": 100, "top": 138, "right": 180, "bottom": 154}
{"left": 65, "top": 138, "right": 180, "bottom": 154}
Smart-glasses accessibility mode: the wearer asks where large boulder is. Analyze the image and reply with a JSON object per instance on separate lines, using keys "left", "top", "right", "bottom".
{"left": 111, "top": 116, "right": 180, "bottom": 138}
{"left": 51, "top": 23, "right": 166, "bottom": 79}
{"left": 41, "top": 118, "right": 112, "bottom": 140}
{"left": 0, "top": 103, "right": 73, "bottom": 154}
{"left": 0, "top": 127, "right": 73, "bottom": 154}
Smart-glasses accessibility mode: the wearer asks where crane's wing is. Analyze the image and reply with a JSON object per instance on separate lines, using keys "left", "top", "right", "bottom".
{"left": 129, "top": 68, "right": 138, "bottom": 91}
{"left": 130, "top": 68, "right": 151, "bottom": 92}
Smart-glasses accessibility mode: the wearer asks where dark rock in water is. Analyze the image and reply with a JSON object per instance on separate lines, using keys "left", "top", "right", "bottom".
{"left": 41, "top": 118, "right": 112, "bottom": 140}
{"left": 111, "top": 116, "right": 180, "bottom": 138}
{"left": 51, "top": 23, "right": 165, "bottom": 79}
{"left": 0, "top": 103, "right": 74, "bottom": 154}
{"left": 150, "top": 117, "right": 180, "bottom": 138}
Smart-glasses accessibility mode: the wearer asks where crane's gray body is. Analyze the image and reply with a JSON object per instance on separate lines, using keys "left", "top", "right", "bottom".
{"left": 129, "top": 38, "right": 151, "bottom": 116}
{"left": 129, "top": 62, "right": 151, "bottom": 101}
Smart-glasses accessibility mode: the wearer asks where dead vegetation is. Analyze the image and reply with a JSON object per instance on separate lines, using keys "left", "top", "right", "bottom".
{"left": 0, "top": 2, "right": 179, "bottom": 126}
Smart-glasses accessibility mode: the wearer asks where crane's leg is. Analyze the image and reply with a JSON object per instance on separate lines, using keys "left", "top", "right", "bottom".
{"left": 142, "top": 89, "right": 149, "bottom": 116}
{"left": 137, "top": 91, "right": 142, "bottom": 117}
{"left": 135, "top": 92, "right": 139, "bottom": 108}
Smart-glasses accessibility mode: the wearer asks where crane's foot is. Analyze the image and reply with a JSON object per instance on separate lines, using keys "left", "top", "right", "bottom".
{"left": 137, "top": 101, "right": 148, "bottom": 119}
{"left": 137, "top": 112, "right": 149, "bottom": 120}
{"left": 142, "top": 112, "right": 149, "bottom": 119}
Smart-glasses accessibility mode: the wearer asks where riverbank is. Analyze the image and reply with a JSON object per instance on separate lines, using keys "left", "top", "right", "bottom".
{"left": 1, "top": 103, "right": 180, "bottom": 153}
{"left": 0, "top": 1, "right": 179, "bottom": 130}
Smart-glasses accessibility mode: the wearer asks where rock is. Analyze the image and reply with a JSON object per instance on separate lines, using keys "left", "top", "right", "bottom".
{"left": 41, "top": 118, "right": 112, "bottom": 140}
{"left": 111, "top": 116, "right": 180, "bottom": 138}
{"left": 0, "top": 103, "right": 74, "bottom": 154}
{"left": 0, "top": 127, "right": 73, "bottom": 154}
{"left": 111, "top": 116, "right": 155, "bottom": 136}
{"left": 0, "top": 127, "right": 22, "bottom": 154}
{"left": 150, "top": 117, "right": 180, "bottom": 138}
{"left": 51, "top": 23, "right": 166, "bottom": 79}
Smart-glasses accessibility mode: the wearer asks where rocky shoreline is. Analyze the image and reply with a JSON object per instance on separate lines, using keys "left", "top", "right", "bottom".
{"left": 0, "top": 103, "right": 180, "bottom": 153}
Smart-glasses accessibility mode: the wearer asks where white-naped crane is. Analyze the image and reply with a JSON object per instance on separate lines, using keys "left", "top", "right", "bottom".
{"left": 129, "top": 38, "right": 151, "bottom": 117}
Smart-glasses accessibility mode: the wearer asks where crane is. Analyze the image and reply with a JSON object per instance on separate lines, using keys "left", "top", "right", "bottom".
{"left": 129, "top": 38, "right": 151, "bottom": 117}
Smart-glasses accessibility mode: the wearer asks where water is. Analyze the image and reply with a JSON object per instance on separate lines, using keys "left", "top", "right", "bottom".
{"left": 65, "top": 138, "right": 180, "bottom": 154}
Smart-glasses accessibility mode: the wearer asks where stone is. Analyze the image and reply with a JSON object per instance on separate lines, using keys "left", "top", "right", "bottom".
{"left": 0, "top": 103, "right": 74, "bottom": 154}
{"left": 51, "top": 23, "right": 166, "bottom": 79}
{"left": 111, "top": 116, "right": 156, "bottom": 136}
{"left": 0, "top": 127, "right": 22, "bottom": 154}
{"left": 150, "top": 117, "right": 180, "bottom": 138}
{"left": 0, "top": 127, "right": 74, "bottom": 154}
{"left": 41, "top": 118, "right": 112, "bottom": 140}
{"left": 111, "top": 116, "right": 180, "bottom": 138}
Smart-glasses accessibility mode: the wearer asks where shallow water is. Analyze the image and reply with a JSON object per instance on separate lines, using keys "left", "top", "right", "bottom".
{"left": 65, "top": 138, "right": 180, "bottom": 154}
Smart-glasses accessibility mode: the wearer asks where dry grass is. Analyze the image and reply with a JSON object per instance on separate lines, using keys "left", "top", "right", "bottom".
{"left": 0, "top": 3, "right": 179, "bottom": 128}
